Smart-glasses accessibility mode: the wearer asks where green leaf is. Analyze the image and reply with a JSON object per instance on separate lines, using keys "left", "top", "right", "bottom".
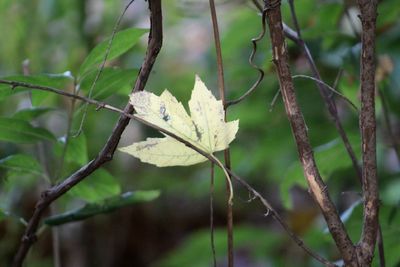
{"left": 79, "top": 28, "right": 148, "bottom": 77}
{"left": 0, "top": 117, "right": 56, "bottom": 143}
{"left": 0, "top": 154, "right": 42, "bottom": 175}
{"left": 78, "top": 68, "right": 137, "bottom": 100}
{"left": 44, "top": 190, "right": 160, "bottom": 226}
{"left": 68, "top": 168, "right": 121, "bottom": 202}
{"left": 54, "top": 133, "right": 88, "bottom": 165}
{"left": 12, "top": 107, "right": 54, "bottom": 120}
{"left": 0, "top": 72, "right": 72, "bottom": 102}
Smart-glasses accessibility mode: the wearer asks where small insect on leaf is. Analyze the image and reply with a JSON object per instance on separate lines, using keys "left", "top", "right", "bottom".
{"left": 119, "top": 75, "right": 239, "bottom": 167}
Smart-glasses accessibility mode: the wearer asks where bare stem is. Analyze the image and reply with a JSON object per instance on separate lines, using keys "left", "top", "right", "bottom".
{"left": 76, "top": 0, "right": 136, "bottom": 135}
{"left": 263, "top": 0, "right": 357, "bottom": 264}
{"left": 292, "top": 74, "right": 358, "bottom": 111}
{"left": 253, "top": 0, "right": 364, "bottom": 185}
{"left": 356, "top": 1, "right": 380, "bottom": 265}
{"left": 225, "top": 4, "right": 266, "bottom": 108}
{"left": 208, "top": 1, "right": 234, "bottom": 265}
{"left": 210, "top": 163, "right": 217, "bottom": 267}
{"left": 379, "top": 88, "right": 400, "bottom": 162}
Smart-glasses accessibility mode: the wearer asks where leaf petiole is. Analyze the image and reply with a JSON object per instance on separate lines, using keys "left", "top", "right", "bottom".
{"left": 210, "top": 154, "right": 234, "bottom": 205}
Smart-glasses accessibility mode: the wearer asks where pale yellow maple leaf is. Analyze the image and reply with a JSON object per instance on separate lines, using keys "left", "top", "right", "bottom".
{"left": 119, "top": 75, "right": 239, "bottom": 167}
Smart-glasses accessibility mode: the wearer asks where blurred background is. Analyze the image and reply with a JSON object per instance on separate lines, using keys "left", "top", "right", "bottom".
{"left": 1, "top": 0, "right": 400, "bottom": 266}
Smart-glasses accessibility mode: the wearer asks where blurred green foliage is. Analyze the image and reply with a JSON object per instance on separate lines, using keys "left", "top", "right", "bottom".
{"left": 1, "top": 0, "right": 400, "bottom": 266}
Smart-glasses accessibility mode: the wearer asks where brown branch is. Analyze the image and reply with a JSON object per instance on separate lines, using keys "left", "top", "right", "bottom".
{"left": 209, "top": 163, "right": 217, "bottom": 267}
{"left": 1, "top": 75, "right": 336, "bottom": 267}
{"left": 2, "top": 2, "right": 336, "bottom": 265}
{"left": 253, "top": 0, "right": 363, "bottom": 184}
{"left": 284, "top": 5, "right": 363, "bottom": 182}
{"left": 228, "top": 171, "right": 337, "bottom": 267}
{"left": 208, "top": 1, "right": 234, "bottom": 266}
{"left": 377, "top": 224, "right": 386, "bottom": 267}
{"left": 355, "top": 0, "right": 380, "bottom": 265}
{"left": 284, "top": 2, "right": 385, "bottom": 263}
{"left": 11, "top": 1, "right": 163, "bottom": 266}
{"left": 263, "top": 0, "right": 357, "bottom": 264}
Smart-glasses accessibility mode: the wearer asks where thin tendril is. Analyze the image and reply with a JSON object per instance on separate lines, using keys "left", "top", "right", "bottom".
{"left": 75, "top": 0, "right": 136, "bottom": 136}
{"left": 225, "top": 6, "right": 267, "bottom": 108}
{"left": 210, "top": 154, "right": 234, "bottom": 205}
{"left": 292, "top": 74, "right": 359, "bottom": 112}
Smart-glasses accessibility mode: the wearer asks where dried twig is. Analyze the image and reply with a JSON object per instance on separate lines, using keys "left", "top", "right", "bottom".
{"left": 225, "top": 4, "right": 266, "bottom": 108}
{"left": 286, "top": 1, "right": 385, "bottom": 263}
{"left": 263, "top": 0, "right": 357, "bottom": 264}
{"left": 253, "top": 0, "right": 363, "bottom": 183}
{"left": 210, "top": 162, "right": 217, "bottom": 267}
{"left": 355, "top": 1, "right": 380, "bottom": 265}
{"left": 379, "top": 88, "right": 400, "bottom": 162}
{"left": 208, "top": 1, "right": 234, "bottom": 265}
{"left": 76, "top": 0, "right": 136, "bottom": 135}
{"left": 291, "top": 74, "right": 358, "bottom": 111}
{"left": 282, "top": 21, "right": 363, "bottom": 182}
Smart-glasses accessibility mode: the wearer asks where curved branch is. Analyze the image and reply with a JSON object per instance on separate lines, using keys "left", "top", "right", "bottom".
{"left": 1, "top": 75, "right": 336, "bottom": 267}
{"left": 252, "top": 0, "right": 363, "bottom": 184}
{"left": 263, "top": 0, "right": 357, "bottom": 264}
{"left": 11, "top": 1, "right": 163, "bottom": 266}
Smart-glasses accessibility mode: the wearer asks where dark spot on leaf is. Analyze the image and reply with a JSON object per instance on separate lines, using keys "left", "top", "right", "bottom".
{"left": 160, "top": 104, "right": 170, "bottom": 121}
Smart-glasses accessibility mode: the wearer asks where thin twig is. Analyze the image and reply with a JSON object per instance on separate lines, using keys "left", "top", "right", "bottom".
{"left": 210, "top": 162, "right": 217, "bottom": 267}
{"left": 286, "top": 2, "right": 385, "bottom": 262}
{"left": 292, "top": 74, "right": 359, "bottom": 111}
{"left": 287, "top": 0, "right": 302, "bottom": 39}
{"left": 269, "top": 88, "right": 281, "bottom": 112}
{"left": 208, "top": 1, "right": 234, "bottom": 265}
{"left": 377, "top": 224, "right": 386, "bottom": 267}
{"left": 331, "top": 69, "right": 344, "bottom": 96}
{"left": 55, "top": 82, "right": 78, "bottom": 182}
{"left": 263, "top": 0, "right": 357, "bottom": 264}
{"left": 228, "top": 170, "right": 337, "bottom": 267}
{"left": 252, "top": 0, "right": 364, "bottom": 184}
{"left": 379, "top": 88, "right": 400, "bottom": 162}
{"left": 76, "top": 0, "right": 136, "bottom": 136}
{"left": 0, "top": 79, "right": 116, "bottom": 110}
{"left": 10, "top": 1, "right": 163, "bottom": 266}
{"left": 356, "top": 1, "right": 380, "bottom": 265}
{"left": 225, "top": 4, "right": 266, "bottom": 108}
{"left": 1, "top": 77, "right": 336, "bottom": 267}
